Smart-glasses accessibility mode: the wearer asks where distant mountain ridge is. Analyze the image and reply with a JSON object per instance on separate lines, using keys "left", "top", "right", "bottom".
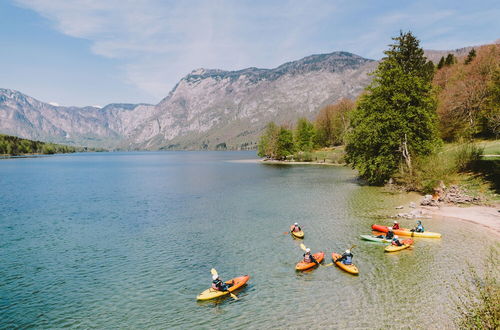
{"left": 0, "top": 51, "right": 376, "bottom": 150}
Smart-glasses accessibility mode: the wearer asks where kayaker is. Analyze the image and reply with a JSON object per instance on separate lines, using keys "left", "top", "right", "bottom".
{"left": 212, "top": 274, "right": 232, "bottom": 292}
{"left": 336, "top": 249, "right": 353, "bottom": 265}
{"left": 411, "top": 220, "right": 424, "bottom": 233}
{"left": 291, "top": 222, "right": 302, "bottom": 232}
{"left": 303, "top": 248, "right": 318, "bottom": 264}
{"left": 392, "top": 221, "right": 400, "bottom": 230}
{"left": 391, "top": 236, "right": 403, "bottom": 246}
{"left": 377, "top": 227, "right": 394, "bottom": 239}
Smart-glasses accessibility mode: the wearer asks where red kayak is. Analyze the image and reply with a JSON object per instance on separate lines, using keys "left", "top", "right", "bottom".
{"left": 371, "top": 224, "right": 441, "bottom": 238}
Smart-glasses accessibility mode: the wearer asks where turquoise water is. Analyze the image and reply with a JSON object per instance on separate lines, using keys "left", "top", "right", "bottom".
{"left": 0, "top": 152, "right": 497, "bottom": 328}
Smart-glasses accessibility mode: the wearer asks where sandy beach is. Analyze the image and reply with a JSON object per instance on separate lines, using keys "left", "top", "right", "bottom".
{"left": 422, "top": 204, "right": 500, "bottom": 236}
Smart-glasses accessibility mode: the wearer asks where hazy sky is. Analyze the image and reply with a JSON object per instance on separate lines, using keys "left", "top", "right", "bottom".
{"left": 1, "top": 0, "right": 498, "bottom": 106}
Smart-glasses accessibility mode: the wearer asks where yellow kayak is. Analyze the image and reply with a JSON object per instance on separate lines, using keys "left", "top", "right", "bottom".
{"left": 384, "top": 239, "right": 414, "bottom": 252}
{"left": 332, "top": 253, "right": 359, "bottom": 275}
{"left": 196, "top": 275, "right": 249, "bottom": 301}
{"left": 290, "top": 225, "right": 304, "bottom": 239}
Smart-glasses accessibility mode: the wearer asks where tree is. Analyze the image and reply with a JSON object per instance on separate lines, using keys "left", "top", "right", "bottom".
{"left": 445, "top": 53, "right": 456, "bottom": 66}
{"left": 464, "top": 48, "right": 476, "bottom": 65}
{"left": 435, "top": 45, "right": 499, "bottom": 140}
{"left": 295, "top": 117, "right": 315, "bottom": 151}
{"left": 276, "top": 126, "right": 295, "bottom": 159}
{"left": 315, "top": 98, "right": 355, "bottom": 147}
{"left": 345, "top": 31, "right": 440, "bottom": 184}
{"left": 437, "top": 56, "right": 445, "bottom": 69}
{"left": 257, "top": 122, "right": 280, "bottom": 158}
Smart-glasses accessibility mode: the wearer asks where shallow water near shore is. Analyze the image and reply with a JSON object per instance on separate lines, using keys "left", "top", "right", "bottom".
{"left": 0, "top": 151, "right": 498, "bottom": 328}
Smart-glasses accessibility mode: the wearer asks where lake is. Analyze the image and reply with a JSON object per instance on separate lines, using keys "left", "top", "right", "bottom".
{"left": 0, "top": 151, "right": 497, "bottom": 328}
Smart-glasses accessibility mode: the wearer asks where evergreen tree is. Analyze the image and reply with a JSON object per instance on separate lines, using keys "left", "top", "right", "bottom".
{"left": 295, "top": 117, "right": 315, "bottom": 151}
{"left": 445, "top": 53, "right": 456, "bottom": 66}
{"left": 437, "top": 56, "right": 445, "bottom": 69}
{"left": 345, "top": 31, "right": 440, "bottom": 184}
{"left": 276, "top": 126, "right": 295, "bottom": 159}
{"left": 464, "top": 48, "right": 476, "bottom": 65}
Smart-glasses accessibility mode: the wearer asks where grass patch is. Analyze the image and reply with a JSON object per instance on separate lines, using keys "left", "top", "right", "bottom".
{"left": 293, "top": 147, "right": 345, "bottom": 164}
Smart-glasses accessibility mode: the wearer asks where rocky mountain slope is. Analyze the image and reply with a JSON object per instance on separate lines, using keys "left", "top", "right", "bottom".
{"left": 1, "top": 51, "right": 376, "bottom": 149}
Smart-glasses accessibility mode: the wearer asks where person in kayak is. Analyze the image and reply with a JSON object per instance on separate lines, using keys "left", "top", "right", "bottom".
{"left": 377, "top": 227, "right": 394, "bottom": 240}
{"left": 303, "top": 248, "right": 318, "bottom": 264}
{"left": 336, "top": 249, "right": 353, "bottom": 265}
{"left": 211, "top": 274, "right": 232, "bottom": 291}
{"left": 291, "top": 222, "right": 302, "bottom": 232}
{"left": 411, "top": 220, "right": 424, "bottom": 232}
{"left": 391, "top": 236, "right": 403, "bottom": 246}
{"left": 392, "top": 221, "right": 400, "bottom": 230}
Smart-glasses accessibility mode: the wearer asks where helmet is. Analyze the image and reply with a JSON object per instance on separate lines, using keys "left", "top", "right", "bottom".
{"left": 212, "top": 274, "right": 218, "bottom": 280}
{"left": 294, "top": 222, "right": 298, "bottom": 226}
{"left": 417, "top": 220, "right": 422, "bottom": 224}
{"left": 394, "top": 221, "right": 398, "bottom": 223}
{"left": 305, "top": 248, "right": 311, "bottom": 253}
{"left": 394, "top": 235, "right": 399, "bottom": 239}
{"left": 345, "top": 249, "right": 350, "bottom": 254}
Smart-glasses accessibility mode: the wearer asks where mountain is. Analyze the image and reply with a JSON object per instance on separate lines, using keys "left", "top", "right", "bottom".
{"left": 1, "top": 51, "right": 376, "bottom": 150}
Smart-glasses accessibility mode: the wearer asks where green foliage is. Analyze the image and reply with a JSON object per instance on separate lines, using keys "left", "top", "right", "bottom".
{"left": 454, "top": 142, "right": 484, "bottom": 172}
{"left": 0, "top": 134, "right": 78, "bottom": 156}
{"left": 445, "top": 53, "right": 456, "bottom": 66}
{"left": 294, "top": 117, "right": 316, "bottom": 151}
{"left": 437, "top": 56, "right": 445, "bottom": 69}
{"left": 464, "top": 48, "right": 477, "bottom": 65}
{"left": 345, "top": 31, "right": 440, "bottom": 184}
{"left": 454, "top": 247, "right": 499, "bottom": 329}
{"left": 257, "top": 122, "right": 280, "bottom": 158}
{"left": 276, "top": 127, "right": 295, "bottom": 159}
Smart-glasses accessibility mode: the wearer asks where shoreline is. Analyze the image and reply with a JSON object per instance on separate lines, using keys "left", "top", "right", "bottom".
{"left": 421, "top": 204, "right": 500, "bottom": 236}
{"left": 260, "top": 159, "right": 345, "bottom": 166}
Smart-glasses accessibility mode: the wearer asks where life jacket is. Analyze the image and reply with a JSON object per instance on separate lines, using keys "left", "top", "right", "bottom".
{"left": 416, "top": 224, "right": 424, "bottom": 232}
{"left": 212, "top": 280, "right": 222, "bottom": 291}
{"left": 392, "top": 239, "right": 402, "bottom": 246}
{"left": 293, "top": 225, "right": 300, "bottom": 232}
{"left": 386, "top": 231, "right": 394, "bottom": 239}
{"left": 343, "top": 255, "right": 352, "bottom": 265}
{"left": 393, "top": 224, "right": 400, "bottom": 229}
{"left": 304, "top": 253, "right": 312, "bottom": 263}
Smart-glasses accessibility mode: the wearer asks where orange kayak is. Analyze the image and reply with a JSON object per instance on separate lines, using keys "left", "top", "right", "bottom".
{"left": 295, "top": 252, "right": 324, "bottom": 271}
{"left": 372, "top": 224, "right": 441, "bottom": 238}
{"left": 290, "top": 225, "right": 304, "bottom": 239}
{"left": 332, "top": 253, "right": 359, "bottom": 275}
{"left": 196, "top": 275, "right": 250, "bottom": 300}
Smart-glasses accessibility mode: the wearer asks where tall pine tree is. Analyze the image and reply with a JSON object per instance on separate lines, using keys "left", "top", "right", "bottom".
{"left": 345, "top": 31, "right": 440, "bottom": 184}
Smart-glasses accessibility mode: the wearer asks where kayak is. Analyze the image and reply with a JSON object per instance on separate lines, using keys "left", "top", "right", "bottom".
{"left": 290, "top": 225, "right": 304, "bottom": 239}
{"left": 295, "top": 252, "right": 324, "bottom": 271}
{"left": 196, "top": 275, "right": 250, "bottom": 301}
{"left": 360, "top": 234, "right": 392, "bottom": 243}
{"left": 372, "top": 224, "right": 441, "bottom": 238}
{"left": 384, "top": 239, "right": 414, "bottom": 252}
{"left": 332, "top": 253, "right": 359, "bottom": 275}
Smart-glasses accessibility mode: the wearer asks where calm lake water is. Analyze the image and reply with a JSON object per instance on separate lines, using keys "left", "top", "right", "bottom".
{"left": 0, "top": 151, "right": 497, "bottom": 329}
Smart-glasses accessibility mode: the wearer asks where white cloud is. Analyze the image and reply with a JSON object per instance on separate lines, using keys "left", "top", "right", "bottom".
{"left": 14, "top": 0, "right": 338, "bottom": 99}
{"left": 12, "top": 0, "right": 500, "bottom": 101}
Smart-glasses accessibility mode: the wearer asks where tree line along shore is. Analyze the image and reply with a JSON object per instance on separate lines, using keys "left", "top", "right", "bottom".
{"left": 258, "top": 32, "right": 499, "bottom": 198}
{"left": 0, "top": 134, "right": 95, "bottom": 156}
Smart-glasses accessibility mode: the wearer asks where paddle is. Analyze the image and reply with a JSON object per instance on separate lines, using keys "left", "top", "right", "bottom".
{"left": 210, "top": 268, "right": 238, "bottom": 300}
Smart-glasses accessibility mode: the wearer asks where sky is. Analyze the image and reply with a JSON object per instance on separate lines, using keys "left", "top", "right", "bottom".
{"left": 0, "top": 0, "right": 498, "bottom": 106}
